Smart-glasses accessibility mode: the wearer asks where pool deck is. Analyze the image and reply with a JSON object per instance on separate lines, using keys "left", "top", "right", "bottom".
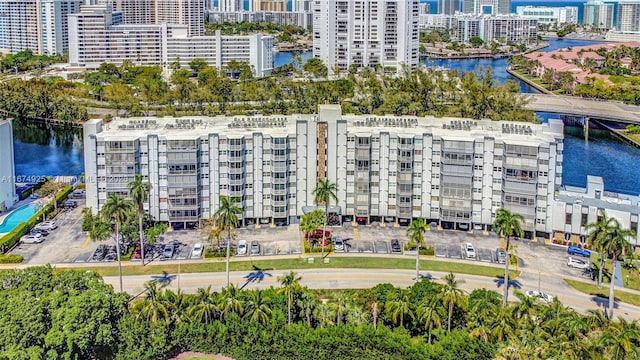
{"left": 0, "top": 198, "right": 48, "bottom": 235}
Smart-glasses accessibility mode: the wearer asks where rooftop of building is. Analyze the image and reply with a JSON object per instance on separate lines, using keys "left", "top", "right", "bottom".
{"left": 90, "top": 110, "right": 563, "bottom": 144}
{"left": 557, "top": 175, "right": 640, "bottom": 212}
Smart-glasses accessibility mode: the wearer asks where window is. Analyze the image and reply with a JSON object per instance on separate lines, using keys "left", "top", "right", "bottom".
{"left": 565, "top": 213, "right": 572, "bottom": 225}
{"left": 581, "top": 213, "right": 588, "bottom": 227}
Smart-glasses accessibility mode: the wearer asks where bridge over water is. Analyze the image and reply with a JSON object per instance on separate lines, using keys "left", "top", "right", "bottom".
{"left": 524, "top": 94, "right": 640, "bottom": 125}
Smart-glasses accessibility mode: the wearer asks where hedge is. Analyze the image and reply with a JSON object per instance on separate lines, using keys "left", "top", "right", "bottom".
{"left": 0, "top": 185, "right": 72, "bottom": 254}
{"left": 304, "top": 244, "right": 335, "bottom": 254}
{"left": 205, "top": 248, "right": 232, "bottom": 258}
{"left": 0, "top": 254, "right": 24, "bottom": 263}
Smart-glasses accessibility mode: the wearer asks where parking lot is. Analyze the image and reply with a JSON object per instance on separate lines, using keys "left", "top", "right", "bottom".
{"left": 9, "top": 211, "right": 597, "bottom": 286}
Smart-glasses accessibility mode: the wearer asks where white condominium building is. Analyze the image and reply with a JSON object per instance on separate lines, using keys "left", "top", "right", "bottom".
{"left": 218, "top": 0, "right": 240, "bottom": 12}
{"left": 0, "top": 119, "right": 16, "bottom": 213}
{"left": 207, "top": 10, "right": 313, "bottom": 29}
{"left": 68, "top": 5, "right": 273, "bottom": 76}
{"left": 516, "top": 6, "right": 579, "bottom": 25}
{"left": 424, "top": 13, "right": 537, "bottom": 44}
{"left": 583, "top": 0, "right": 614, "bottom": 31}
{"left": 618, "top": 1, "right": 640, "bottom": 32}
{"left": 101, "top": 0, "right": 205, "bottom": 36}
{"left": 552, "top": 176, "right": 640, "bottom": 246}
{"left": 0, "top": 0, "right": 82, "bottom": 55}
{"left": 463, "top": 0, "right": 511, "bottom": 15}
{"left": 83, "top": 105, "right": 564, "bottom": 238}
{"left": 312, "top": 0, "right": 420, "bottom": 71}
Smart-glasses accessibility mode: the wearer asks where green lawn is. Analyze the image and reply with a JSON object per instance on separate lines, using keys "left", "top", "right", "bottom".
{"left": 54, "top": 257, "right": 519, "bottom": 279}
{"left": 564, "top": 279, "right": 640, "bottom": 307}
{"left": 590, "top": 254, "right": 640, "bottom": 291}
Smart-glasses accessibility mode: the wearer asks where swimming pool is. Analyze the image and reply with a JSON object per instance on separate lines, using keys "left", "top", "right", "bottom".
{"left": 0, "top": 204, "right": 38, "bottom": 234}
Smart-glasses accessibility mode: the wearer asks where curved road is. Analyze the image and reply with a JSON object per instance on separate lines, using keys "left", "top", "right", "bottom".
{"left": 103, "top": 268, "right": 639, "bottom": 320}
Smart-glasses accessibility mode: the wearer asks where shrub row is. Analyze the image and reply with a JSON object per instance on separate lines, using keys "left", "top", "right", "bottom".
{"left": 0, "top": 186, "right": 72, "bottom": 254}
{"left": 0, "top": 254, "right": 24, "bottom": 263}
{"left": 304, "top": 244, "right": 334, "bottom": 254}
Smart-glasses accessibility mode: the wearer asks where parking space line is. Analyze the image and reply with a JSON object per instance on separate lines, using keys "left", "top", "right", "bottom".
{"left": 353, "top": 228, "right": 359, "bottom": 241}
{"left": 81, "top": 236, "right": 91, "bottom": 249}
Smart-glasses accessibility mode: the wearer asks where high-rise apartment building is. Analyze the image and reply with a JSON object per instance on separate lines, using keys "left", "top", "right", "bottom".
{"left": 0, "top": 118, "right": 16, "bottom": 213}
{"left": 251, "top": 0, "right": 287, "bottom": 12}
{"left": 583, "top": 0, "right": 614, "bottom": 30}
{"left": 312, "top": 0, "right": 419, "bottom": 72}
{"left": 0, "top": 0, "right": 82, "bottom": 55}
{"left": 463, "top": 0, "right": 510, "bottom": 15}
{"left": 218, "top": 0, "right": 240, "bottom": 12}
{"left": 102, "top": 0, "right": 204, "bottom": 36}
{"left": 516, "top": 6, "right": 579, "bottom": 25}
{"left": 83, "top": 105, "right": 564, "bottom": 238}
{"left": 69, "top": 4, "right": 273, "bottom": 75}
{"left": 618, "top": 1, "right": 640, "bottom": 32}
{"left": 439, "top": 0, "right": 460, "bottom": 15}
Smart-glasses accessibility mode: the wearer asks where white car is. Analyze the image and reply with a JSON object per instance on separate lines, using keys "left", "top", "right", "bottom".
{"left": 21, "top": 233, "right": 44, "bottom": 244}
{"left": 525, "top": 290, "right": 555, "bottom": 303}
{"left": 35, "top": 221, "right": 58, "bottom": 230}
{"left": 465, "top": 243, "right": 476, "bottom": 259}
{"left": 568, "top": 256, "right": 590, "bottom": 269}
{"left": 191, "top": 243, "right": 203, "bottom": 258}
{"left": 237, "top": 240, "right": 247, "bottom": 255}
{"left": 334, "top": 237, "right": 344, "bottom": 251}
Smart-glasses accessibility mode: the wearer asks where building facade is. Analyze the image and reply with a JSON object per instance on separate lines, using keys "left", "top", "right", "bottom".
{"left": 84, "top": 105, "right": 564, "bottom": 238}
{"left": 552, "top": 176, "right": 640, "bottom": 246}
{"left": 206, "top": 10, "right": 313, "bottom": 28}
{"left": 516, "top": 6, "right": 579, "bottom": 25}
{"left": 421, "top": 14, "right": 538, "bottom": 44}
{"left": 463, "top": 0, "right": 510, "bottom": 15}
{"left": 312, "top": 0, "right": 420, "bottom": 72}
{"left": 102, "top": 0, "right": 205, "bottom": 36}
{"left": 68, "top": 5, "right": 273, "bottom": 76}
{"left": 439, "top": 0, "right": 460, "bottom": 15}
{"left": 0, "top": 0, "right": 82, "bottom": 55}
{"left": 0, "top": 119, "right": 16, "bottom": 213}
{"left": 618, "top": 1, "right": 640, "bottom": 32}
{"left": 218, "top": 0, "right": 240, "bottom": 12}
{"left": 583, "top": 0, "right": 614, "bottom": 31}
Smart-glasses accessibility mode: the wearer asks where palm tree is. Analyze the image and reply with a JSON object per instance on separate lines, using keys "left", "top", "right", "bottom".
{"left": 441, "top": 272, "right": 465, "bottom": 332}
{"left": 417, "top": 296, "right": 443, "bottom": 344}
{"left": 213, "top": 195, "right": 242, "bottom": 288}
{"left": 132, "top": 281, "right": 170, "bottom": 324}
{"left": 331, "top": 291, "right": 349, "bottom": 325}
{"left": 278, "top": 271, "right": 302, "bottom": 325}
{"left": 297, "top": 291, "right": 318, "bottom": 326}
{"left": 164, "top": 288, "right": 188, "bottom": 324}
{"left": 601, "top": 221, "right": 635, "bottom": 318}
{"left": 312, "top": 179, "right": 338, "bottom": 257}
{"left": 586, "top": 211, "right": 618, "bottom": 288}
{"left": 345, "top": 303, "right": 370, "bottom": 326}
{"left": 101, "top": 194, "right": 134, "bottom": 292}
{"left": 314, "top": 303, "right": 335, "bottom": 328}
{"left": 493, "top": 208, "right": 524, "bottom": 308}
{"left": 128, "top": 174, "right": 151, "bottom": 266}
{"left": 187, "top": 286, "right": 218, "bottom": 324}
{"left": 217, "top": 284, "right": 244, "bottom": 319}
{"left": 244, "top": 291, "right": 272, "bottom": 324}
{"left": 385, "top": 289, "right": 414, "bottom": 328}
{"left": 407, "top": 218, "right": 430, "bottom": 280}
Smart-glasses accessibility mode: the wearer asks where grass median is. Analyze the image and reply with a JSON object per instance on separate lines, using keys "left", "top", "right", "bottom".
{"left": 564, "top": 279, "right": 640, "bottom": 307}
{"left": 56, "top": 257, "right": 520, "bottom": 279}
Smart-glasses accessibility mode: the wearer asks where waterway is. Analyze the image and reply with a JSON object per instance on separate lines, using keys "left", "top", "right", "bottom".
{"left": 12, "top": 39, "right": 640, "bottom": 194}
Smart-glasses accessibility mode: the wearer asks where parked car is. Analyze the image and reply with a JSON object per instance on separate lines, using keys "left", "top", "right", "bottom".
{"left": 21, "top": 233, "right": 44, "bottom": 244}
{"left": 161, "top": 244, "right": 174, "bottom": 260}
{"left": 237, "top": 240, "right": 247, "bottom": 255}
{"left": 496, "top": 248, "right": 507, "bottom": 264}
{"left": 525, "top": 290, "right": 555, "bottom": 303}
{"left": 30, "top": 228, "right": 49, "bottom": 236}
{"left": 91, "top": 245, "right": 107, "bottom": 261}
{"left": 334, "top": 237, "right": 344, "bottom": 251}
{"left": 568, "top": 256, "right": 590, "bottom": 269}
{"left": 391, "top": 239, "right": 402, "bottom": 253}
{"left": 191, "top": 243, "right": 203, "bottom": 258}
{"left": 103, "top": 251, "right": 117, "bottom": 262}
{"left": 250, "top": 240, "right": 260, "bottom": 255}
{"left": 69, "top": 190, "right": 85, "bottom": 199}
{"left": 567, "top": 245, "right": 591, "bottom": 258}
{"left": 29, "top": 193, "right": 40, "bottom": 199}
{"left": 35, "top": 221, "right": 57, "bottom": 230}
{"left": 63, "top": 200, "right": 78, "bottom": 208}
{"left": 465, "top": 243, "right": 476, "bottom": 259}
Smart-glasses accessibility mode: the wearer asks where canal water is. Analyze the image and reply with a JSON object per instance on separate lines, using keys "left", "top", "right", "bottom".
{"left": 12, "top": 40, "right": 640, "bottom": 194}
